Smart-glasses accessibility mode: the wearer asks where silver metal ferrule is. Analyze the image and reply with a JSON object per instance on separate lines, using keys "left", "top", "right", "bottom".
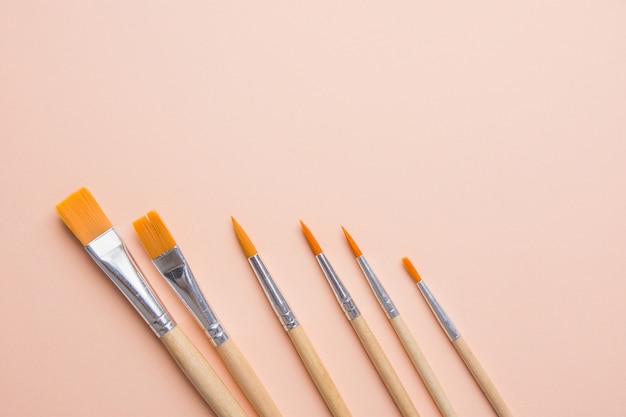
{"left": 248, "top": 254, "right": 299, "bottom": 331}
{"left": 417, "top": 281, "right": 460, "bottom": 341}
{"left": 153, "top": 246, "right": 228, "bottom": 346}
{"left": 315, "top": 253, "right": 360, "bottom": 321}
{"left": 356, "top": 255, "right": 399, "bottom": 319}
{"left": 85, "top": 229, "right": 175, "bottom": 337}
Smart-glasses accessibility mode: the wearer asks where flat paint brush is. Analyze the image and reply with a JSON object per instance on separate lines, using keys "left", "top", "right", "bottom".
{"left": 402, "top": 257, "right": 513, "bottom": 417}
{"left": 342, "top": 228, "right": 457, "bottom": 417}
{"left": 300, "top": 221, "right": 420, "bottom": 417}
{"left": 231, "top": 217, "right": 352, "bottom": 417}
{"left": 56, "top": 188, "right": 247, "bottom": 417}
{"left": 134, "top": 211, "right": 283, "bottom": 417}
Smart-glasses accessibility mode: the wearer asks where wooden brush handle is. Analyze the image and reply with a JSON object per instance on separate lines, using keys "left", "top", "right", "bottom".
{"left": 160, "top": 325, "right": 248, "bottom": 417}
{"left": 216, "top": 338, "right": 283, "bottom": 417}
{"left": 350, "top": 315, "right": 420, "bottom": 417}
{"left": 390, "top": 315, "right": 457, "bottom": 417}
{"left": 287, "top": 325, "right": 352, "bottom": 417}
{"left": 452, "top": 336, "right": 513, "bottom": 417}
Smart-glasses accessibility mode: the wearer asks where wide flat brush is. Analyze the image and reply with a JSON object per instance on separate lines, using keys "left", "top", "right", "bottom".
{"left": 342, "top": 227, "right": 457, "bottom": 417}
{"left": 56, "top": 188, "right": 247, "bottom": 417}
{"left": 134, "top": 211, "right": 282, "bottom": 417}
{"left": 301, "top": 221, "right": 420, "bottom": 417}
{"left": 232, "top": 217, "right": 352, "bottom": 417}
{"left": 403, "top": 257, "right": 513, "bottom": 417}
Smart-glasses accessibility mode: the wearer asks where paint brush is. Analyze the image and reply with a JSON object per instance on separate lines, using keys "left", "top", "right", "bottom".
{"left": 341, "top": 228, "right": 457, "bottom": 417}
{"left": 133, "top": 211, "right": 282, "bottom": 417}
{"left": 56, "top": 188, "right": 247, "bottom": 417}
{"left": 231, "top": 217, "right": 352, "bottom": 417}
{"left": 300, "top": 221, "right": 420, "bottom": 417}
{"left": 402, "top": 257, "right": 513, "bottom": 417}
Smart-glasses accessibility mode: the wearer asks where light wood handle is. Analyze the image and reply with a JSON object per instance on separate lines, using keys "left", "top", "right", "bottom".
{"left": 351, "top": 315, "right": 420, "bottom": 417}
{"left": 287, "top": 325, "right": 352, "bottom": 417}
{"left": 452, "top": 336, "right": 513, "bottom": 417}
{"left": 160, "top": 325, "right": 248, "bottom": 417}
{"left": 216, "top": 338, "right": 283, "bottom": 417}
{"left": 390, "top": 315, "right": 457, "bottom": 417}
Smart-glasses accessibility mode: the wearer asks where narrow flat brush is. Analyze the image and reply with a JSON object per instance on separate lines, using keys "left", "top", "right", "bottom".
{"left": 403, "top": 257, "right": 513, "bottom": 417}
{"left": 342, "top": 227, "right": 457, "bottom": 417}
{"left": 133, "top": 211, "right": 282, "bottom": 417}
{"left": 56, "top": 188, "right": 247, "bottom": 417}
{"left": 301, "top": 221, "right": 420, "bottom": 417}
{"left": 232, "top": 217, "right": 352, "bottom": 417}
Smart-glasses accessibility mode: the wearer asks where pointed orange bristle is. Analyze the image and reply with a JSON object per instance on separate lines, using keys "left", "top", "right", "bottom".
{"left": 300, "top": 221, "right": 323, "bottom": 255}
{"left": 56, "top": 187, "right": 113, "bottom": 245}
{"left": 133, "top": 211, "right": 177, "bottom": 259}
{"left": 402, "top": 257, "right": 423, "bottom": 283}
{"left": 231, "top": 217, "right": 258, "bottom": 258}
{"left": 341, "top": 226, "right": 363, "bottom": 258}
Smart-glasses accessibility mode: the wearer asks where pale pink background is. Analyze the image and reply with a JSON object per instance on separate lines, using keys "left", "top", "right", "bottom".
{"left": 1, "top": 2, "right": 625, "bottom": 416}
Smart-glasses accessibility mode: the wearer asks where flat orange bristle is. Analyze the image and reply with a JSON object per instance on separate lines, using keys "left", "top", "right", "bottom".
{"left": 402, "top": 257, "right": 422, "bottom": 283}
{"left": 341, "top": 226, "right": 363, "bottom": 258}
{"left": 56, "top": 187, "right": 113, "bottom": 245}
{"left": 231, "top": 217, "right": 258, "bottom": 258}
{"left": 300, "top": 221, "right": 323, "bottom": 255}
{"left": 133, "top": 211, "right": 177, "bottom": 259}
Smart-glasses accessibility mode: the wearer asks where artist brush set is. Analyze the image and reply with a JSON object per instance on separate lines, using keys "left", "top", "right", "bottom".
{"left": 56, "top": 187, "right": 513, "bottom": 417}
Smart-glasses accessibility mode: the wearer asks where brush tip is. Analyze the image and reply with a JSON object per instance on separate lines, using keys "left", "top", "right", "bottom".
{"left": 56, "top": 187, "right": 113, "bottom": 245}
{"left": 300, "top": 220, "right": 323, "bottom": 255}
{"left": 402, "top": 257, "right": 422, "bottom": 283}
{"left": 341, "top": 226, "right": 363, "bottom": 258}
{"left": 231, "top": 217, "right": 258, "bottom": 258}
{"left": 133, "top": 211, "right": 177, "bottom": 259}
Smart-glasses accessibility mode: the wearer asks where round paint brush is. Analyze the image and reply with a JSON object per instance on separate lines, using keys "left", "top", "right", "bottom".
{"left": 232, "top": 217, "right": 352, "bottom": 417}
{"left": 403, "top": 257, "right": 513, "bottom": 417}
{"left": 301, "top": 221, "right": 420, "bottom": 417}
{"left": 342, "top": 227, "right": 457, "bottom": 417}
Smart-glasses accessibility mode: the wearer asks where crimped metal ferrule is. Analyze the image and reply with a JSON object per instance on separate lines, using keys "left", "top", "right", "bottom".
{"left": 85, "top": 229, "right": 175, "bottom": 337}
{"left": 315, "top": 253, "right": 360, "bottom": 321}
{"left": 356, "top": 255, "right": 399, "bottom": 319}
{"left": 153, "top": 246, "right": 228, "bottom": 346}
{"left": 417, "top": 281, "right": 460, "bottom": 341}
{"left": 248, "top": 254, "right": 299, "bottom": 331}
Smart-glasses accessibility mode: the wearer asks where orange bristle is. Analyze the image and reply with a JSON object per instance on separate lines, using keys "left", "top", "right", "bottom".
{"left": 341, "top": 226, "right": 363, "bottom": 258}
{"left": 56, "top": 187, "right": 113, "bottom": 245}
{"left": 133, "top": 211, "right": 177, "bottom": 259}
{"left": 402, "top": 257, "right": 423, "bottom": 283}
{"left": 231, "top": 217, "right": 258, "bottom": 258}
{"left": 300, "top": 221, "right": 323, "bottom": 256}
